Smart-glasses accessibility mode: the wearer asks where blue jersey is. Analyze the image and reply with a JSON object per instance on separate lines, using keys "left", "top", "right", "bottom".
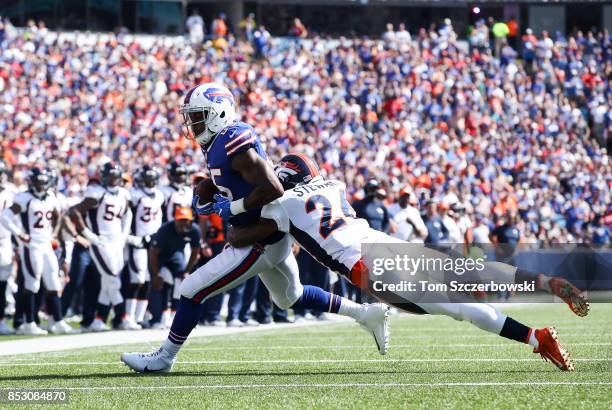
{"left": 204, "top": 122, "right": 273, "bottom": 229}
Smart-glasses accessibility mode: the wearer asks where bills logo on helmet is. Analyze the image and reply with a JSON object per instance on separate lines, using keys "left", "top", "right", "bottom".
{"left": 203, "top": 88, "right": 234, "bottom": 105}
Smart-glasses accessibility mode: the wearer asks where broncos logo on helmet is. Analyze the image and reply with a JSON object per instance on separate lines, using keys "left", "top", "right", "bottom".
{"left": 274, "top": 153, "right": 320, "bottom": 190}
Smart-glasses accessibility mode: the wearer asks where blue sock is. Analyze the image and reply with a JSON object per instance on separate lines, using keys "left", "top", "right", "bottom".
{"left": 166, "top": 296, "right": 204, "bottom": 348}
{"left": 291, "top": 285, "right": 341, "bottom": 314}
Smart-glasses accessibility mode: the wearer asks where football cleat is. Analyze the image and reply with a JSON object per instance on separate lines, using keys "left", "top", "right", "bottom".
{"left": 49, "top": 320, "right": 79, "bottom": 334}
{"left": 0, "top": 320, "right": 15, "bottom": 335}
{"left": 241, "top": 318, "right": 260, "bottom": 327}
{"left": 16, "top": 322, "right": 48, "bottom": 336}
{"left": 118, "top": 318, "right": 142, "bottom": 331}
{"left": 89, "top": 318, "right": 110, "bottom": 332}
{"left": 226, "top": 319, "right": 243, "bottom": 328}
{"left": 357, "top": 303, "right": 390, "bottom": 355}
{"left": 150, "top": 321, "right": 167, "bottom": 330}
{"left": 533, "top": 327, "right": 574, "bottom": 371}
{"left": 121, "top": 348, "right": 175, "bottom": 373}
{"left": 547, "top": 277, "right": 590, "bottom": 317}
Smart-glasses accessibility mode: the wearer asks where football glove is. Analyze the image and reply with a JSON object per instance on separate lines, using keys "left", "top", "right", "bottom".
{"left": 192, "top": 194, "right": 215, "bottom": 216}
{"left": 211, "top": 193, "right": 232, "bottom": 220}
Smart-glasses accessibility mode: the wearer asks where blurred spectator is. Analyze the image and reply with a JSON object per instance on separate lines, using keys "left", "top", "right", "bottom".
{"left": 211, "top": 13, "right": 228, "bottom": 39}
{"left": 492, "top": 20, "right": 509, "bottom": 57}
{"left": 390, "top": 187, "right": 427, "bottom": 242}
{"left": 506, "top": 17, "right": 518, "bottom": 48}
{"left": 239, "top": 13, "right": 256, "bottom": 42}
{"left": 353, "top": 180, "right": 390, "bottom": 233}
{"left": 289, "top": 18, "right": 308, "bottom": 38}
{"left": 185, "top": 9, "right": 205, "bottom": 45}
{"left": 253, "top": 25, "right": 270, "bottom": 58}
{"left": 423, "top": 199, "right": 449, "bottom": 245}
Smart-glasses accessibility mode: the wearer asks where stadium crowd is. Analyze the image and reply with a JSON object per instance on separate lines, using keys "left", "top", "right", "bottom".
{"left": 0, "top": 16, "right": 609, "bottom": 333}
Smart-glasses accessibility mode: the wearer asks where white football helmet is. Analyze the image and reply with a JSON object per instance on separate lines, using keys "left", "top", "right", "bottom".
{"left": 179, "top": 83, "right": 236, "bottom": 147}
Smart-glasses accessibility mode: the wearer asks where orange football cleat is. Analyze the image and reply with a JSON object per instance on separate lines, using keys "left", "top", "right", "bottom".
{"left": 547, "top": 277, "right": 590, "bottom": 317}
{"left": 533, "top": 327, "right": 574, "bottom": 371}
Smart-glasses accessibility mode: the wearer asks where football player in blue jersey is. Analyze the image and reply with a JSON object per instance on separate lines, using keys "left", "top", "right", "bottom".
{"left": 121, "top": 83, "right": 390, "bottom": 373}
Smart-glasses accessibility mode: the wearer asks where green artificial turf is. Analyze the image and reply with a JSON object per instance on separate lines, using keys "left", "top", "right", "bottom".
{"left": 0, "top": 304, "right": 610, "bottom": 409}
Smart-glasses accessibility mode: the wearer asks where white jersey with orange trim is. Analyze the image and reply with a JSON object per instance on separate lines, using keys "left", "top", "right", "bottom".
{"left": 12, "top": 191, "right": 61, "bottom": 245}
{"left": 129, "top": 187, "right": 164, "bottom": 237}
{"left": 84, "top": 185, "right": 131, "bottom": 238}
{"left": 161, "top": 184, "right": 192, "bottom": 222}
{"left": 0, "top": 185, "right": 17, "bottom": 241}
{"left": 260, "top": 178, "right": 372, "bottom": 276}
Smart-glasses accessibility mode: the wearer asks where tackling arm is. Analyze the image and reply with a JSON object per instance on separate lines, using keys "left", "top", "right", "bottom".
{"left": 230, "top": 149, "right": 284, "bottom": 213}
{"left": 227, "top": 218, "right": 280, "bottom": 248}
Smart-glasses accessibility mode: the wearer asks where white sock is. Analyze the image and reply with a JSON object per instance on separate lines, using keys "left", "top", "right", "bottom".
{"left": 528, "top": 328, "right": 539, "bottom": 349}
{"left": 162, "top": 338, "right": 182, "bottom": 358}
{"left": 337, "top": 298, "right": 366, "bottom": 321}
{"left": 126, "top": 299, "right": 137, "bottom": 321}
{"left": 135, "top": 300, "right": 148, "bottom": 323}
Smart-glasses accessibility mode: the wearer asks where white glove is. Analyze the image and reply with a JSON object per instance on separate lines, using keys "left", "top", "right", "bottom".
{"left": 126, "top": 235, "right": 144, "bottom": 248}
{"left": 81, "top": 228, "right": 107, "bottom": 247}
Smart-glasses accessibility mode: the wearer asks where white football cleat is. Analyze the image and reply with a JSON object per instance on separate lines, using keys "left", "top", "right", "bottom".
{"left": 16, "top": 322, "right": 48, "bottom": 336}
{"left": 119, "top": 318, "right": 142, "bottom": 330}
{"left": 226, "top": 319, "right": 243, "bottom": 327}
{"left": 89, "top": 318, "right": 109, "bottom": 332}
{"left": 150, "top": 321, "right": 167, "bottom": 330}
{"left": 0, "top": 320, "right": 15, "bottom": 335}
{"left": 241, "top": 318, "right": 259, "bottom": 327}
{"left": 357, "top": 303, "right": 390, "bottom": 355}
{"left": 121, "top": 348, "right": 175, "bottom": 373}
{"left": 49, "top": 320, "right": 79, "bottom": 334}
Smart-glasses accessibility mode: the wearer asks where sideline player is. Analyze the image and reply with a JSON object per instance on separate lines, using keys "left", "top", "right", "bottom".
{"left": 0, "top": 168, "right": 74, "bottom": 335}
{"left": 125, "top": 165, "right": 164, "bottom": 328}
{"left": 0, "top": 161, "right": 16, "bottom": 335}
{"left": 225, "top": 153, "right": 590, "bottom": 371}
{"left": 64, "top": 162, "right": 133, "bottom": 331}
{"left": 121, "top": 83, "right": 388, "bottom": 373}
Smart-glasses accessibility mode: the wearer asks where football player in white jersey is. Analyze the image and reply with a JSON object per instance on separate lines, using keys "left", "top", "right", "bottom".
{"left": 161, "top": 162, "right": 192, "bottom": 223}
{"left": 0, "top": 161, "right": 17, "bottom": 335}
{"left": 125, "top": 165, "right": 164, "bottom": 328}
{"left": 64, "top": 162, "right": 133, "bottom": 332}
{"left": 0, "top": 167, "right": 74, "bottom": 335}
{"left": 227, "top": 154, "right": 590, "bottom": 372}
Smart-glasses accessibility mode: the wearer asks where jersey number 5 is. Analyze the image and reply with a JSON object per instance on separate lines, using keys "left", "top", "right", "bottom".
{"left": 209, "top": 168, "right": 233, "bottom": 200}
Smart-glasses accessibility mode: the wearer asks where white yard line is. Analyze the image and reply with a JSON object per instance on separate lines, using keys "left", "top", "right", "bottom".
{"left": 3, "top": 382, "right": 611, "bottom": 391}
{"left": 0, "top": 358, "right": 610, "bottom": 366}
{"left": 0, "top": 318, "right": 352, "bottom": 357}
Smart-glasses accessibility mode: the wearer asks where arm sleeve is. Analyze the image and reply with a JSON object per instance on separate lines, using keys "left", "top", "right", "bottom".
{"left": 12, "top": 192, "right": 29, "bottom": 210}
{"left": 260, "top": 200, "right": 290, "bottom": 233}
{"left": 224, "top": 127, "right": 258, "bottom": 158}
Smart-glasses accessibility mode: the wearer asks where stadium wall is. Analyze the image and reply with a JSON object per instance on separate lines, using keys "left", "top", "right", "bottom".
{"left": 0, "top": 0, "right": 608, "bottom": 36}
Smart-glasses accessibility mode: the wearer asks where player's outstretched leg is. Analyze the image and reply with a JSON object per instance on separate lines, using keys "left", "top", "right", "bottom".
{"left": 289, "top": 286, "right": 390, "bottom": 355}
{"left": 418, "top": 302, "right": 574, "bottom": 371}
{"left": 259, "top": 253, "right": 391, "bottom": 356}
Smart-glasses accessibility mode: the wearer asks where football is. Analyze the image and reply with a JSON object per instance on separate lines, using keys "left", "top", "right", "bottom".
{"left": 194, "top": 177, "right": 219, "bottom": 205}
